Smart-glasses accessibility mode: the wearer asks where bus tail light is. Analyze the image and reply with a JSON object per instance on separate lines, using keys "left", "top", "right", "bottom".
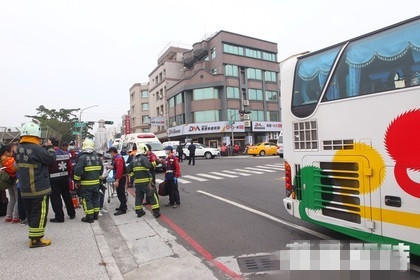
{"left": 285, "top": 161, "right": 292, "bottom": 191}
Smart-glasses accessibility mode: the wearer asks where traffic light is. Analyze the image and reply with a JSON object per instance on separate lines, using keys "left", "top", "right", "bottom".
{"left": 87, "top": 121, "right": 95, "bottom": 126}
{"left": 104, "top": 121, "right": 114, "bottom": 125}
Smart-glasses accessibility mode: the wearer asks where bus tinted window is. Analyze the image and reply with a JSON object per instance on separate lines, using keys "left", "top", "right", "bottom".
{"left": 292, "top": 46, "right": 341, "bottom": 107}
{"left": 323, "top": 19, "right": 420, "bottom": 101}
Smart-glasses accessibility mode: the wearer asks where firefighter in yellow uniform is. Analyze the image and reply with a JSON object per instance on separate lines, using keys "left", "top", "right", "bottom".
{"left": 74, "top": 139, "right": 103, "bottom": 223}
{"left": 128, "top": 144, "right": 160, "bottom": 218}
{"left": 15, "top": 122, "right": 56, "bottom": 248}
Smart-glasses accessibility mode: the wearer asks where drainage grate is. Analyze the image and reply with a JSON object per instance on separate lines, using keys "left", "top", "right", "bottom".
{"left": 237, "top": 255, "right": 280, "bottom": 273}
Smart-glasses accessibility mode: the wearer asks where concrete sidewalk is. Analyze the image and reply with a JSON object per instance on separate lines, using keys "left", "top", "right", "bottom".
{"left": 1, "top": 192, "right": 219, "bottom": 280}
{"left": 0, "top": 205, "right": 109, "bottom": 280}
{"left": 101, "top": 189, "right": 218, "bottom": 280}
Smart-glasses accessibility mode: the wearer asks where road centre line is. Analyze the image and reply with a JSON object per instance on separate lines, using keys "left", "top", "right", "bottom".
{"left": 223, "top": 170, "right": 251, "bottom": 176}
{"left": 183, "top": 175, "right": 209, "bottom": 182}
{"left": 234, "top": 168, "right": 263, "bottom": 174}
{"left": 196, "top": 190, "right": 332, "bottom": 240}
{"left": 196, "top": 173, "right": 223, "bottom": 180}
{"left": 245, "top": 167, "right": 276, "bottom": 173}
{"left": 210, "top": 172, "right": 238, "bottom": 178}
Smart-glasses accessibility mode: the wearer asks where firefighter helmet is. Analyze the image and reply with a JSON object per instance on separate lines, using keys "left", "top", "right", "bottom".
{"left": 136, "top": 143, "right": 148, "bottom": 155}
{"left": 20, "top": 122, "right": 42, "bottom": 138}
{"left": 82, "top": 138, "right": 95, "bottom": 151}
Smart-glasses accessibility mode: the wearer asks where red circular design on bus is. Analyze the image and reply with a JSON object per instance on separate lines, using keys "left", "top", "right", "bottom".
{"left": 385, "top": 109, "right": 420, "bottom": 198}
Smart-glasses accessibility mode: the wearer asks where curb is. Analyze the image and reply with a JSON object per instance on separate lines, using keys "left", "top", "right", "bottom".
{"left": 91, "top": 221, "right": 124, "bottom": 280}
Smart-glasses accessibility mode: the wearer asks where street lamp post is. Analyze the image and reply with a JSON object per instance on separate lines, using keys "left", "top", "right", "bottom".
{"left": 78, "top": 105, "right": 99, "bottom": 148}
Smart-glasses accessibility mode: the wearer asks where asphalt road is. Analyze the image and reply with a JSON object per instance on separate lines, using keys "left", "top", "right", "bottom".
{"left": 153, "top": 156, "right": 419, "bottom": 279}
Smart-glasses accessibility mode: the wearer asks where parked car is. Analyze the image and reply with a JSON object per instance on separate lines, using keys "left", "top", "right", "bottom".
{"left": 183, "top": 143, "right": 220, "bottom": 159}
{"left": 247, "top": 142, "right": 278, "bottom": 156}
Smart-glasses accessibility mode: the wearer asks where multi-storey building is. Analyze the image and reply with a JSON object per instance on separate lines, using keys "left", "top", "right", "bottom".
{"left": 148, "top": 46, "right": 189, "bottom": 140}
{"left": 166, "top": 31, "right": 281, "bottom": 148}
{"left": 129, "top": 83, "right": 150, "bottom": 133}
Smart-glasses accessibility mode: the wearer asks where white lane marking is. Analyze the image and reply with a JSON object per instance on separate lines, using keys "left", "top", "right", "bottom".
{"left": 177, "top": 178, "right": 191, "bottom": 184}
{"left": 210, "top": 172, "right": 238, "bottom": 178}
{"left": 223, "top": 170, "right": 251, "bottom": 176}
{"left": 183, "top": 175, "right": 208, "bottom": 182}
{"left": 245, "top": 167, "right": 276, "bottom": 173}
{"left": 234, "top": 168, "right": 263, "bottom": 174}
{"left": 256, "top": 165, "right": 285, "bottom": 171}
{"left": 197, "top": 190, "right": 332, "bottom": 240}
{"left": 196, "top": 173, "right": 223, "bottom": 180}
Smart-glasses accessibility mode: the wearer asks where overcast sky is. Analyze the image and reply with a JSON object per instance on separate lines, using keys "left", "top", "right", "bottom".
{"left": 0, "top": 0, "right": 418, "bottom": 128}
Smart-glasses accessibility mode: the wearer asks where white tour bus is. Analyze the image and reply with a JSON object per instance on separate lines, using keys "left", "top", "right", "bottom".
{"left": 281, "top": 16, "right": 420, "bottom": 255}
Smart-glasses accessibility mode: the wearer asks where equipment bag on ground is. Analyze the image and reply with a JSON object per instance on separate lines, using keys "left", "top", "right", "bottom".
{"left": 158, "top": 181, "right": 168, "bottom": 196}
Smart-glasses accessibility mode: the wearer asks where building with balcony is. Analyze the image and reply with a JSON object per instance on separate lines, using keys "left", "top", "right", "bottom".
{"left": 129, "top": 83, "right": 151, "bottom": 133}
{"left": 148, "top": 46, "right": 189, "bottom": 140}
{"left": 166, "top": 31, "right": 281, "bottom": 149}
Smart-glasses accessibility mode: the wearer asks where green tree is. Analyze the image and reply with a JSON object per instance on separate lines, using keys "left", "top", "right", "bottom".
{"left": 25, "top": 105, "right": 94, "bottom": 143}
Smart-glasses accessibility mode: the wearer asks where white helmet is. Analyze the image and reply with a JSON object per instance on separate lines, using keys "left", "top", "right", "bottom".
{"left": 136, "top": 143, "right": 148, "bottom": 155}
{"left": 20, "top": 122, "right": 42, "bottom": 138}
{"left": 82, "top": 138, "right": 95, "bottom": 151}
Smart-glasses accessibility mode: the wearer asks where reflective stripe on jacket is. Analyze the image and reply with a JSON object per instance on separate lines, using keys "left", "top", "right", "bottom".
{"left": 73, "top": 151, "right": 103, "bottom": 187}
{"left": 128, "top": 155, "right": 152, "bottom": 186}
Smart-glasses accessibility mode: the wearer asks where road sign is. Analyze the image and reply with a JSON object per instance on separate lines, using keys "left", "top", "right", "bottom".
{"left": 244, "top": 120, "right": 251, "bottom": 127}
{"left": 74, "top": 122, "right": 86, "bottom": 128}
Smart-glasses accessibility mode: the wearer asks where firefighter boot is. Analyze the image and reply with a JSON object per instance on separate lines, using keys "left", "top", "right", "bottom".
{"left": 93, "top": 212, "right": 99, "bottom": 220}
{"left": 30, "top": 238, "right": 52, "bottom": 248}
{"left": 152, "top": 209, "right": 161, "bottom": 218}
{"left": 136, "top": 209, "right": 146, "bottom": 218}
{"left": 81, "top": 214, "right": 94, "bottom": 223}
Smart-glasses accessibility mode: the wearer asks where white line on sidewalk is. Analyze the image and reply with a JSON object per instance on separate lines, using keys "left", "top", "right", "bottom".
{"left": 256, "top": 165, "right": 285, "bottom": 171}
{"left": 223, "top": 170, "right": 251, "bottom": 176}
{"left": 183, "top": 175, "right": 209, "bottom": 182}
{"left": 210, "top": 172, "right": 238, "bottom": 178}
{"left": 196, "top": 190, "right": 332, "bottom": 240}
{"left": 245, "top": 167, "right": 276, "bottom": 173}
{"left": 234, "top": 168, "right": 263, "bottom": 174}
{"left": 177, "top": 178, "right": 192, "bottom": 184}
{"left": 196, "top": 173, "right": 223, "bottom": 180}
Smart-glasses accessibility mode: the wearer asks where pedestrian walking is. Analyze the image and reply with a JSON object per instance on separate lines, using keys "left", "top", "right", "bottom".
{"left": 187, "top": 143, "right": 196, "bottom": 166}
{"left": 221, "top": 143, "right": 227, "bottom": 156}
{"left": 176, "top": 144, "right": 184, "bottom": 162}
{"left": 163, "top": 146, "right": 181, "bottom": 208}
{"left": 48, "top": 137, "right": 75, "bottom": 223}
{"left": 15, "top": 122, "right": 56, "bottom": 248}
{"left": 73, "top": 139, "right": 103, "bottom": 223}
{"left": 108, "top": 147, "right": 127, "bottom": 216}
{"left": 128, "top": 144, "right": 160, "bottom": 218}
{"left": 1, "top": 144, "right": 19, "bottom": 223}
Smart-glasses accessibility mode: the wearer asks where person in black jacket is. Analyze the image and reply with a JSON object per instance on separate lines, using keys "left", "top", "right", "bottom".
{"left": 15, "top": 122, "right": 56, "bottom": 248}
{"left": 187, "top": 143, "right": 196, "bottom": 166}
{"left": 74, "top": 139, "right": 103, "bottom": 223}
{"left": 176, "top": 144, "right": 184, "bottom": 162}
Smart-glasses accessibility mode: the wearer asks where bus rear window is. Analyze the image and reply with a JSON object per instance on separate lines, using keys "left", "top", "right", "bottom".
{"left": 292, "top": 46, "right": 341, "bottom": 116}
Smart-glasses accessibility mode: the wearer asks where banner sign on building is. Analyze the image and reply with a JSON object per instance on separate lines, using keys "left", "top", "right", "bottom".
{"left": 125, "top": 115, "right": 131, "bottom": 135}
{"left": 167, "top": 125, "right": 184, "bottom": 137}
{"left": 150, "top": 117, "right": 166, "bottom": 126}
{"left": 167, "top": 121, "right": 246, "bottom": 137}
{"left": 252, "top": 121, "right": 282, "bottom": 132}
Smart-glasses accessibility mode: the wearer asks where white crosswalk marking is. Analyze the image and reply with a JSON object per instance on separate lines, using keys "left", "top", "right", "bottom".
{"left": 223, "top": 170, "right": 251, "bottom": 176}
{"left": 210, "top": 172, "right": 238, "bottom": 178}
{"left": 245, "top": 167, "right": 276, "bottom": 173}
{"left": 256, "top": 165, "right": 284, "bottom": 171}
{"left": 156, "top": 178, "right": 164, "bottom": 184}
{"left": 177, "top": 178, "right": 191, "bottom": 184}
{"left": 183, "top": 175, "right": 208, "bottom": 182}
{"left": 196, "top": 173, "right": 223, "bottom": 180}
{"left": 264, "top": 164, "right": 284, "bottom": 168}
{"left": 234, "top": 168, "right": 263, "bottom": 174}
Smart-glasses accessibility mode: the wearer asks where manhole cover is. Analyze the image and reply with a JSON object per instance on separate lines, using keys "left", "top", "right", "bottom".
{"left": 237, "top": 255, "right": 280, "bottom": 273}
